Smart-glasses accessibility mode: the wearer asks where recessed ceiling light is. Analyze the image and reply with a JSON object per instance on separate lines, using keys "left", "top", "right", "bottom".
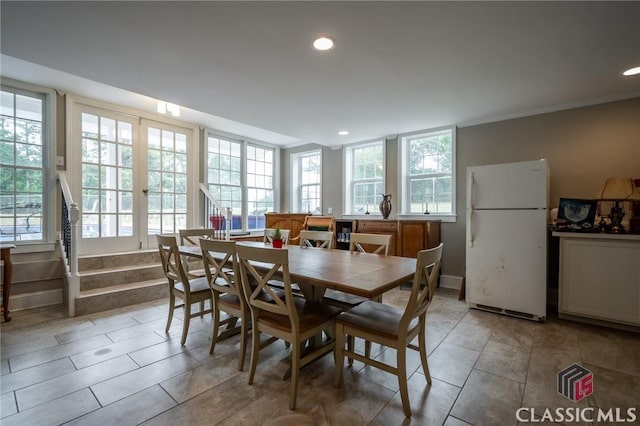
{"left": 338, "top": 130, "right": 349, "bottom": 136}
{"left": 623, "top": 66, "right": 640, "bottom": 76}
{"left": 313, "top": 36, "right": 335, "bottom": 51}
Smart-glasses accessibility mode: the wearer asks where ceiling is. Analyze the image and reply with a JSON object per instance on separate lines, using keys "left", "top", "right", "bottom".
{"left": 2, "top": 1, "right": 640, "bottom": 148}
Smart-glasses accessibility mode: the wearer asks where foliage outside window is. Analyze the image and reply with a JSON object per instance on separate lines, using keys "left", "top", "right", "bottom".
{"left": 206, "top": 134, "right": 276, "bottom": 231}
{"left": 344, "top": 141, "right": 384, "bottom": 214}
{"left": 291, "top": 150, "right": 321, "bottom": 214}
{"left": 400, "top": 127, "right": 455, "bottom": 215}
{"left": 0, "top": 88, "right": 45, "bottom": 242}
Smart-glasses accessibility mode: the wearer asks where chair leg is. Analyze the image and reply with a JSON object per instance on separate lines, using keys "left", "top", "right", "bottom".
{"left": 334, "top": 324, "right": 345, "bottom": 388}
{"left": 181, "top": 301, "right": 191, "bottom": 346}
{"left": 397, "top": 347, "right": 411, "bottom": 418}
{"left": 237, "top": 315, "right": 248, "bottom": 371}
{"left": 199, "top": 300, "right": 205, "bottom": 317}
{"left": 347, "top": 335, "right": 355, "bottom": 366}
{"left": 365, "top": 340, "right": 372, "bottom": 359}
{"left": 209, "top": 305, "right": 220, "bottom": 354}
{"left": 418, "top": 326, "right": 431, "bottom": 383}
{"left": 248, "top": 326, "right": 260, "bottom": 385}
{"left": 165, "top": 293, "right": 175, "bottom": 333}
{"left": 289, "top": 339, "right": 300, "bottom": 410}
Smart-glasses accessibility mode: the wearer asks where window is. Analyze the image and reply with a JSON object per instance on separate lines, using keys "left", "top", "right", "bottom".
{"left": 400, "top": 126, "right": 455, "bottom": 216}
{"left": 291, "top": 150, "right": 321, "bottom": 213}
{"left": 344, "top": 140, "right": 384, "bottom": 214}
{"left": 0, "top": 87, "right": 47, "bottom": 242}
{"left": 206, "top": 133, "right": 276, "bottom": 231}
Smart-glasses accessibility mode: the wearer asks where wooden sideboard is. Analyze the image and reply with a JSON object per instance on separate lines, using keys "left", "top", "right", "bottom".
{"left": 554, "top": 232, "right": 640, "bottom": 329}
{"left": 264, "top": 214, "right": 441, "bottom": 259}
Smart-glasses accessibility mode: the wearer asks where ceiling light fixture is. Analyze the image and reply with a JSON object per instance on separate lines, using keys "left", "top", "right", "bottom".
{"left": 623, "top": 66, "right": 640, "bottom": 76}
{"left": 157, "top": 101, "right": 181, "bottom": 117}
{"left": 313, "top": 36, "right": 335, "bottom": 51}
{"left": 338, "top": 130, "right": 349, "bottom": 136}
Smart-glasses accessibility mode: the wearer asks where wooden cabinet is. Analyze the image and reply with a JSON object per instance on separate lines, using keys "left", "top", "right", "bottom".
{"left": 555, "top": 232, "right": 640, "bottom": 329}
{"left": 356, "top": 220, "right": 400, "bottom": 255}
{"left": 398, "top": 220, "right": 441, "bottom": 258}
{"left": 265, "top": 213, "right": 307, "bottom": 244}
{"left": 335, "top": 219, "right": 356, "bottom": 251}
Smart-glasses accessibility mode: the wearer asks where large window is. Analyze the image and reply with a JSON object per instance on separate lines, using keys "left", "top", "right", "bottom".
{"left": 344, "top": 140, "right": 384, "bottom": 214}
{"left": 0, "top": 87, "right": 46, "bottom": 242}
{"left": 291, "top": 150, "right": 321, "bottom": 214}
{"left": 206, "top": 133, "right": 275, "bottom": 231}
{"left": 400, "top": 127, "right": 455, "bottom": 216}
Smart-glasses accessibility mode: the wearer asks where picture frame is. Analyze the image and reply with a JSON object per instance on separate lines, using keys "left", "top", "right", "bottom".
{"left": 556, "top": 198, "right": 598, "bottom": 232}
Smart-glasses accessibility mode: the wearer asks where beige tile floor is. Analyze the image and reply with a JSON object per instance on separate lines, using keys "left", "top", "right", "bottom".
{"left": 1, "top": 288, "right": 639, "bottom": 425}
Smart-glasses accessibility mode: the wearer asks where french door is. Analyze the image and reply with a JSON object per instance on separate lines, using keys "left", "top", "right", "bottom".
{"left": 74, "top": 104, "right": 193, "bottom": 254}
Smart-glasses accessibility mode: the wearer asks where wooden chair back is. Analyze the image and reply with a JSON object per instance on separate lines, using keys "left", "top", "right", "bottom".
{"left": 200, "top": 239, "right": 240, "bottom": 297}
{"left": 298, "top": 230, "right": 334, "bottom": 249}
{"left": 179, "top": 228, "right": 217, "bottom": 246}
{"left": 156, "top": 234, "right": 190, "bottom": 288}
{"left": 236, "top": 245, "right": 298, "bottom": 328}
{"left": 402, "top": 243, "right": 443, "bottom": 326}
{"left": 349, "top": 232, "right": 392, "bottom": 255}
{"left": 263, "top": 228, "right": 291, "bottom": 245}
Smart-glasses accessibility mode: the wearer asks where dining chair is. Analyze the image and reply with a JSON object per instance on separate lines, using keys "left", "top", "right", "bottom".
{"left": 263, "top": 228, "right": 291, "bottom": 245}
{"left": 200, "top": 238, "right": 250, "bottom": 371}
{"left": 333, "top": 243, "right": 443, "bottom": 418}
{"left": 298, "top": 230, "right": 334, "bottom": 249}
{"left": 236, "top": 244, "right": 341, "bottom": 410}
{"left": 156, "top": 234, "right": 213, "bottom": 345}
{"left": 178, "top": 228, "right": 218, "bottom": 278}
{"left": 349, "top": 232, "right": 392, "bottom": 255}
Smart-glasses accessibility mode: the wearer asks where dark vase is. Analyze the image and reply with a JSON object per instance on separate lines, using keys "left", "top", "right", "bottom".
{"left": 379, "top": 194, "right": 392, "bottom": 219}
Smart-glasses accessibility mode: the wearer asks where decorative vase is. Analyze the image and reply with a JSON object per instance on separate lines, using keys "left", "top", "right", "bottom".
{"left": 379, "top": 194, "right": 392, "bottom": 219}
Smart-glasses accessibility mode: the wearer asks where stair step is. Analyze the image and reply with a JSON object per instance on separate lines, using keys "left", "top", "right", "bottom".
{"left": 78, "top": 250, "right": 160, "bottom": 271}
{"left": 79, "top": 264, "right": 165, "bottom": 291}
{"left": 75, "top": 279, "right": 169, "bottom": 316}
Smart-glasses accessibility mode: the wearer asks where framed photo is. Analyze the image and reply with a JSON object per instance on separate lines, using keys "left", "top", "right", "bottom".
{"left": 556, "top": 198, "right": 597, "bottom": 232}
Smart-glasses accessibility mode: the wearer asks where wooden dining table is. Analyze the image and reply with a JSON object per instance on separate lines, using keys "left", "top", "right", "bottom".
{"left": 179, "top": 241, "right": 417, "bottom": 302}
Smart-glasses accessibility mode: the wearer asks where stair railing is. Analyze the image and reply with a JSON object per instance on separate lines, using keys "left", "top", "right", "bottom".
{"left": 57, "top": 172, "right": 80, "bottom": 316}
{"left": 199, "top": 183, "right": 232, "bottom": 240}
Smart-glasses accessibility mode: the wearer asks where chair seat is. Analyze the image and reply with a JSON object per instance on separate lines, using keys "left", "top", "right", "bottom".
{"left": 174, "top": 276, "right": 211, "bottom": 293}
{"left": 337, "top": 300, "right": 418, "bottom": 341}
{"left": 322, "top": 289, "right": 368, "bottom": 309}
{"left": 259, "top": 298, "right": 340, "bottom": 333}
{"left": 218, "top": 293, "right": 242, "bottom": 310}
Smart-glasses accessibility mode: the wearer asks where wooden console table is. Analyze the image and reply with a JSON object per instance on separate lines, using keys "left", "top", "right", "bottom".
{"left": 1, "top": 244, "right": 15, "bottom": 322}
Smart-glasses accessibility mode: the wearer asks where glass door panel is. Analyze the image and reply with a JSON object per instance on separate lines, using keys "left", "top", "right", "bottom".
{"left": 77, "top": 108, "right": 138, "bottom": 253}
{"left": 140, "top": 120, "right": 191, "bottom": 249}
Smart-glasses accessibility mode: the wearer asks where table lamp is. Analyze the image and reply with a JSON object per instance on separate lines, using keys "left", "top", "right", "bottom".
{"left": 598, "top": 178, "right": 640, "bottom": 233}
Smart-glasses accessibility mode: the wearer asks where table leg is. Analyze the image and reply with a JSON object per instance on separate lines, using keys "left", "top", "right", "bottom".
{"left": 1, "top": 248, "right": 13, "bottom": 322}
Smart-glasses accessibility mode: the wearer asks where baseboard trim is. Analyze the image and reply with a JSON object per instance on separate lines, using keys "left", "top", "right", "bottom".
{"left": 440, "top": 274, "right": 463, "bottom": 290}
{"left": 9, "top": 289, "right": 63, "bottom": 312}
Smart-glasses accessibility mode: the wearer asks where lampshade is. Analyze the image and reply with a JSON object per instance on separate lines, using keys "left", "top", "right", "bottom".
{"left": 598, "top": 178, "right": 640, "bottom": 200}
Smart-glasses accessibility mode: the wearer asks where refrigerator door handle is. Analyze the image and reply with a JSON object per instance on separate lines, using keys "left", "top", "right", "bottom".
{"left": 467, "top": 172, "right": 474, "bottom": 247}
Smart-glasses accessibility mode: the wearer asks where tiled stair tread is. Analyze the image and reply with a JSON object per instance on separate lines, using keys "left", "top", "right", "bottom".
{"left": 79, "top": 263, "right": 162, "bottom": 276}
{"left": 77, "top": 250, "right": 161, "bottom": 271}
{"left": 78, "top": 279, "right": 168, "bottom": 297}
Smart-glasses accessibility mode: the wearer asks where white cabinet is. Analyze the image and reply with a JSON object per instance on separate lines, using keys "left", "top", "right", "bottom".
{"left": 554, "top": 232, "right": 640, "bottom": 328}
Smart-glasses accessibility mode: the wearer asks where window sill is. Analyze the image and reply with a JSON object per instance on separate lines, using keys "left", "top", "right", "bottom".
{"left": 396, "top": 214, "right": 457, "bottom": 223}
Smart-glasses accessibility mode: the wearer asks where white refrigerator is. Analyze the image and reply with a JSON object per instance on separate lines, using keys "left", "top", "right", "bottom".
{"left": 466, "top": 159, "right": 549, "bottom": 321}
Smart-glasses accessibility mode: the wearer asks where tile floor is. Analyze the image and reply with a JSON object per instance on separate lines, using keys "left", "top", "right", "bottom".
{"left": 1, "top": 288, "right": 639, "bottom": 425}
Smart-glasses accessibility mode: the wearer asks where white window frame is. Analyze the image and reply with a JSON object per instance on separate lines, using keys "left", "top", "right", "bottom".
{"left": 290, "top": 149, "right": 322, "bottom": 214}
{"left": 343, "top": 139, "right": 385, "bottom": 216}
{"left": 0, "top": 79, "right": 56, "bottom": 247}
{"left": 398, "top": 126, "right": 456, "bottom": 222}
{"left": 205, "top": 130, "right": 279, "bottom": 232}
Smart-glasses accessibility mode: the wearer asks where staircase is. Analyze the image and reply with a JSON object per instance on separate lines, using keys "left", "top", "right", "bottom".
{"left": 75, "top": 250, "right": 168, "bottom": 316}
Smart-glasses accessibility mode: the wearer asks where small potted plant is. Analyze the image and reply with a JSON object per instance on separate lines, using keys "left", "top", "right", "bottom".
{"left": 272, "top": 228, "right": 283, "bottom": 248}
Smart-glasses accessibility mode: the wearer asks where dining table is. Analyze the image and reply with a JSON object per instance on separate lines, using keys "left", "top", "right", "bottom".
{"left": 179, "top": 240, "right": 417, "bottom": 302}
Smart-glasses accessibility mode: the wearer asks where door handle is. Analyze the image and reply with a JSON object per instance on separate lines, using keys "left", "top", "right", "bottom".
{"left": 142, "top": 189, "right": 148, "bottom": 194}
